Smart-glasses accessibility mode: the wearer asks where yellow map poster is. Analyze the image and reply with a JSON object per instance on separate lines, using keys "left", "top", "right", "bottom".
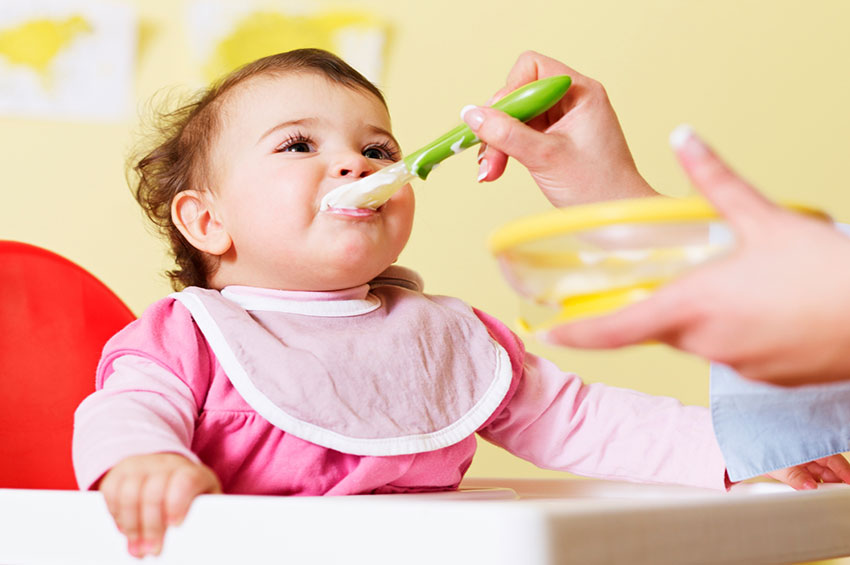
{"left": 0, "top": 1, "right": 135, "bottom": 121}
{"left": 186, "top": 1, "right": 387, "bottom": 85}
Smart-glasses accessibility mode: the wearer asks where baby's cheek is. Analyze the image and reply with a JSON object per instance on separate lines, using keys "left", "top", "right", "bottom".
{"left": 390, "top": 185, "right": 415, "bottom": 220}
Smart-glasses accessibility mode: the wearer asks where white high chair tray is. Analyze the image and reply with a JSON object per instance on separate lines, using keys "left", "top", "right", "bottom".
{"left": 1, "top": 478, "right": 849, "bottom": 564}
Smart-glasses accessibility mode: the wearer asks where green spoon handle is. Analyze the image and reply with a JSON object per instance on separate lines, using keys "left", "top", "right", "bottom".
{"left": 402, "top": 75, "right": 571, "bottom": 180}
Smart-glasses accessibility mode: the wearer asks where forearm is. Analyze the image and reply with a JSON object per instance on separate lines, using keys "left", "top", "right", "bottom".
{"left": 480, "top": 353, "right": 728, "bottom": 490}
{"left": 73, "top": 356, "right": 200, "bottom": 490}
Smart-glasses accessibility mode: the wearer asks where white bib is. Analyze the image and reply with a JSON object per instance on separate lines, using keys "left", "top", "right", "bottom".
{"left": 171, "top": 269, "right": 512, "bottom": 456}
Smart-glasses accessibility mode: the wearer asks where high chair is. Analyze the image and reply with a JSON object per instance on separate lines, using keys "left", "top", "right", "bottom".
{"left": 0, "top": 241, "right": 135, "bottom": 490}
{"left": 2, "top": 243, "right": 850, "bottom": 564}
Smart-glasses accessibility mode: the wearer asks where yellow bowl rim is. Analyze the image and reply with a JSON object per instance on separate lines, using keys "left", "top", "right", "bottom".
{"left": 489, "top": 196, "right": 826, "bottom": 254}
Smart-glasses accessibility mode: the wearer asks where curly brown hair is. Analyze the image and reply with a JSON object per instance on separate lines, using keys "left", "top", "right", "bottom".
{"left": 129, "top": 48, "right": 387, "bottom": 290}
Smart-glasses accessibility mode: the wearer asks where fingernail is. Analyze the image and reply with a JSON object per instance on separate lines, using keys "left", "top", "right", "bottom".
{"left": 669, "top": 123, "right": 694, "bottom": 149}
{"left": 803, "top": 480, "right": 818, "bottom": 490}
{"left": 461, "top": 105, "right": 485, "bottom": 131}
{"left": 477, "top": 144, "right": 487, "bottom": 163}
{"left": 669, "top": 123, "right": 708, "bottom": 157}
{"left": 477, "top": 159, "right": 489, "bottom": 182}
{"left": 535, "top": 330, "right": 556, "bottom": 345}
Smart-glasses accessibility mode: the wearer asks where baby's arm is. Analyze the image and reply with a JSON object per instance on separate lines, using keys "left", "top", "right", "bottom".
{"left": 478, "top": 323, "right": 850, "bottom": 491}
{"left": 480, "top": 350, "right": 728, "bottom": 489}
{"left": 73, "top": 355, "right": 218, "bottom": 558}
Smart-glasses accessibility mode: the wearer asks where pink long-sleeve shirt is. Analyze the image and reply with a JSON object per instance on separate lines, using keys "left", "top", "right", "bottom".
{"left": 73, "top": 274, "right": 727, "bottom": 494}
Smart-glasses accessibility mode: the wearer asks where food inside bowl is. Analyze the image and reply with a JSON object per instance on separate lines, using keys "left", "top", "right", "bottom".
{"left": 489, "top": 196, "right": 825, "bottom": 332}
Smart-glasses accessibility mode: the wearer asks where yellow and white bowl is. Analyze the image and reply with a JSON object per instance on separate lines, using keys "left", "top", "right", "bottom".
{"left": 489, "top": 196, "right": 826, "bottom": 332}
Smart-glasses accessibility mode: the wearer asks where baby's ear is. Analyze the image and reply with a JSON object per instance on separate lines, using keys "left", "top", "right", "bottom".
{"left": 171, "top": 190, "right": 232, "bottom": 256}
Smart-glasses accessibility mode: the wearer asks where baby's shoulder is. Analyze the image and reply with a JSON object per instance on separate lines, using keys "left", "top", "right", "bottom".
{"left": 97, "top": 293, "right": 213, "bottom": 393}
{"left": 115, "top": 293, "right": 202, "bottom": 347}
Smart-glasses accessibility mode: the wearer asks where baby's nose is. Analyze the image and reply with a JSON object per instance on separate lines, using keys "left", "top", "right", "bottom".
{"left": 336, "top": 153, "right": 373, "bottom": 179}
{"left": 338, "top": 167, "right": 370, "bottom": 178}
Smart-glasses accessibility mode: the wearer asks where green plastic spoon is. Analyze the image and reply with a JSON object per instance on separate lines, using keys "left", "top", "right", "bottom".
{"left": 320, "top": 74, "right": 572, "bottom": 210}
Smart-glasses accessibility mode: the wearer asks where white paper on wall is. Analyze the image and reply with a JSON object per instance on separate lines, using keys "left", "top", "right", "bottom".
{"left": 185, "top": 0, "right": 387, "bottom": 86}
{"left": 0, "top": 0, "right": 136, "bottom": 122}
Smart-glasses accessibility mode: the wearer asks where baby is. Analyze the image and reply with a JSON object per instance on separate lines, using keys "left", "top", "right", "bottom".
{"left": 73, "top": 48, "right": 850, "bottom": 559}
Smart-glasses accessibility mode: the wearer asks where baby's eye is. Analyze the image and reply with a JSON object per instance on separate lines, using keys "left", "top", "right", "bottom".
{"left": 275, "top": 133, "right": 315, "bottom": 154}
{"left": 363, "top": 143, "right": 399, "bottom": 161}
{"left": 283, "top": 142, "right": 312, "bottom": 153}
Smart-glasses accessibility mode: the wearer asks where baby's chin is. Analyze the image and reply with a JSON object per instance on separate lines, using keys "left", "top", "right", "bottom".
{"left": 208, "top": 237, "right": 401, "bottom": 291}
{"left": 276, "top": 260, "right": 396, "bottom": 292}
{"left": 323, "top": 262, "right": 394, "bottom": 289}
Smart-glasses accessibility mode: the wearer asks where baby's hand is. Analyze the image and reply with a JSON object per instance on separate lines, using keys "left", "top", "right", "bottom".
{"left": 766, "top": 454, "right": 850, "bottom": 490}
{"left": 98, "top": 453, "right": 222, "bottom": 558}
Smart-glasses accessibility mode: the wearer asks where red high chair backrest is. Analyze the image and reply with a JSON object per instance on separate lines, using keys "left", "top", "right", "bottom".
{"left": 0, "top": 241, "right": 135, "bottom": 489}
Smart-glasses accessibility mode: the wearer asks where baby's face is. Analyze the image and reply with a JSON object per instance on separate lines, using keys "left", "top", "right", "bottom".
{"left": 207, "top": 72, "right": 414, "bottom": 290}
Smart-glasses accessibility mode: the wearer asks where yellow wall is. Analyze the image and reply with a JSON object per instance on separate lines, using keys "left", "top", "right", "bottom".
{"left": 2, "top": 0, "right": 849, "bottom": 479}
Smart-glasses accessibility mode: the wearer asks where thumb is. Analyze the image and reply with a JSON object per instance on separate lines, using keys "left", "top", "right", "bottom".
{"left": 540, "top": 284, "right": 691, "bottom": 349}
{"left": 669, "top": 124, "right": 779, "bottom": 236}
{"left": 462, "top": 105, "right": 553, "bottom": 172}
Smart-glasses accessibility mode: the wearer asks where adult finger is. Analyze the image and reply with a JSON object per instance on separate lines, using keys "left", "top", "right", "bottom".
{"left": 669, "top": 125, "right": 778, "bottom": 236}
{"left": 476, "top": 62, "right": 538, "bottom": 182}
{"left": 477, "top": 147, "right": 508, "bottom": 183}
{"left": 477, "top": 52, "right": 577, "bottom": 182}
{"left": 540, "top": 285, "right": 691, "bottom": 349}
{"left": 478, "top": 52, "right": 554, "bottom": 180}
{"left": 477, "top": 81, "right": 537, "bottom": 181}
{"left": 504, "top": 50, "right": 579, "bottom": 93}
{"left": 462, "top": 106, "right": 555, "bottom": 176}
{"left": 468, "top": 115, "right": 507, "bottom": 183}
{"left": 476, "top": 110, "right": 556, "bottom": 182}
{"left": 475, "top": 142, "right": 508, "bottom": 184}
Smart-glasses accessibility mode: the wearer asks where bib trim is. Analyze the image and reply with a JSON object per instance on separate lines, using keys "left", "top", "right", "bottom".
{"left": 171, "top": 290, "right": 513, "bottom": 456}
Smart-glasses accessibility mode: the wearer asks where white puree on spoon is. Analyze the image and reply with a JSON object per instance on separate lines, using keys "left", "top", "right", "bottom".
{"left": 320, "top": 161, "right": 414, "bottom": 211}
